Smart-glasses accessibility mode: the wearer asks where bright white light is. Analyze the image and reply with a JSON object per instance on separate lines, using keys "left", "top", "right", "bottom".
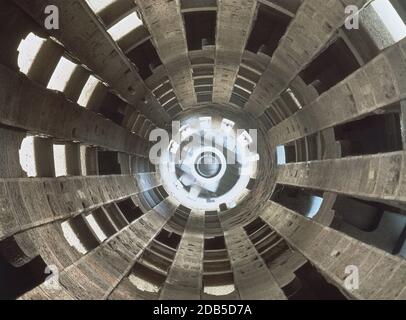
{"left": 53, "top": 144, "right": 67, "bottom": 177}
{"left": 227, "top": 201, "right": 237, "bottom": 209}
{"left": 235, "top": 84, "right": 252, "bottom": 94}
{"left": 78, "top": 75, "right": 100, "bottom": 107}
{"left": 237, "top": 131, "right": 253, "bottom": 147}
{"left": 276, "top": 146, "right": 286, "bottom": 165}
{"left": 107, "top": 11, "right": 143, "bottom": 41}
{"left": 199, "top": 117, "right": 212, "bottom": 130}
{"left": 179, "top": 124, "right": 193, "bottom": 140}
{"left": 80, "top": 145, "right": 87, "bottom": 175}
{"left": 128, "top": 274, "right": 159, "bottom": 293}
{"left": 221, "top": 119, "right": 235, "bottom": 132}
{"left": 61, "top": 221, "right": 87, "bottom": 254}
{"left": 204, "top": 285, "right": 235, "bottom": 296}
{"left": 85, "top": 0, "right": 115, "bottom": 13}
{"left": 19, "top": 136, "right": 37, "bottom": 177}
{"left": 307, "top": 196, "right": 323, "bottom": 219}
{"left": 168, "top": 140, "right": 180, "bottom": 154}
{"left": 159, "top": 118, "right": 258, "bottom": 211}
{"left": 47, "top": 56, "right": 77, "bottom": 92}
{"left": 85, "top": 214, "right": 107, "bottom": 242}
{"left": 372, "top": 0, "right": 406, "bottom": 42}
{"left": 286, "top": 88, "right": 302, "bottom": 109}
{"left": 80, "top": 145, "right": 87, "bottom": 176}
{"left": 17, "top": 33, "right": 47, "bottom": 75}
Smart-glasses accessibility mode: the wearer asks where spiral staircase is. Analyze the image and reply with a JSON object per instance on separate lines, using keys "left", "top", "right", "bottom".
{"left": 0, "top": 0, "right": 405, "bottom": 300}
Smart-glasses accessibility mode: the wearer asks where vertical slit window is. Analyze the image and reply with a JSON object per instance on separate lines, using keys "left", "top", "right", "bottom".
{"left": 85, "top": 213, "right": 108, "bottom": 242}
{"left": 372, "top": 0, "right": 406, "bottom": 42}
{"left": 47, "top": 56, "right": 77, "bottom": 92}
{"left": 85, "top": 0, "right": 116, "bottom": 13}
{"left": 78, "top": 75, "right": 102, "bottom": 108}
{"left": 107, "top": 11, "right": 143, "bottom": 41}
{"left": 17, "top": 33, "right": 46, "bottom": 75}
{"left": 19, "top": 135, "right": 37, "bottom": 177}
{"left": 53, "top": 144, "right": 67, "bottom": 177}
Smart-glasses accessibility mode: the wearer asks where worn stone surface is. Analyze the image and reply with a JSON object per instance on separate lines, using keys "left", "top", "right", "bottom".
{"left": 261, "top": 201, "right": 406, "bottom": 299}
{"left": 276, "top": 151, "right": 406, "bottom": 209}
{"left": 2, "top": 0, "right": 405, "bottom": 301}
{"left": 160, "top": 211, "right": 205, "bottom": 300}
{"left": 268, "top": 250, "right": 307, "bottom": 287}
{"left": 245, "top": 0, "right": 370, "bottom": 116}
{"left": 136, "top": 0, "right": 197, "bottom": 109}
{"left": 269, "top": 37, "right": 406, "bottom": 146}
{"left": 21, "top": 200, "right": 175, "bottom": 300}
{"left": 13, "top": 0, "right": 147, "bottom": 103}
{"left": 223, "top": 227, "right": 287, "bottom": 300}
{"left": 0, "top": 64, "right": 149, "bottom": 156}
{"left": 0, "top": 175, "right": 139, "bottom": 241}
{"left": 213, "top": 0, "right": 257, "bottom": 104}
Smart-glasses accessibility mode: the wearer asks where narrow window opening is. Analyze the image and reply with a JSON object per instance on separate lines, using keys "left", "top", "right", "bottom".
{"left": 107, "top": 11, "right": 143, "bottom": 41}
{"left": 53, "top": 144, "right": 67, "bottom": 177}
{"left": 334, "top": 112, "right": 403, "bottom": 157}
{"left": 276, "top": 145, "right": 286, "bottom": 165}
{"left": 77, "top": 75, "right": 102, "bottom": 108}
{"left": 203, "top": 284, "right": 235, "bottom": 296}
{"left": 19, "top": 135, "right": 37, "bottom": 177}
{"left": 85, "top": 0, "right": 116, "bottom": 13}
{"left": 47, "top": 56, "right": 77, "bottom": 92}
{"left": 299, "top": 38, "right": 360, "bottom": 94}
{"left": 85, "top": 213, "right": 108, "bottom": 242}
{"left": 17, "top": 33, "right": 46, "bottom": 75}
{"left": 271, "top": 184, "right": 324, "bottom": 218}
{"left": 372, "top": 0, "right": 406, "bottom": 42}
{"left": 184, "top": 11, "right": 217, "bottom": 50}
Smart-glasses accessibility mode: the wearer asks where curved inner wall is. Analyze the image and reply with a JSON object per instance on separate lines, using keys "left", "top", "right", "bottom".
{"left": 0, "top": 0, "right": 405, "bottom": 300}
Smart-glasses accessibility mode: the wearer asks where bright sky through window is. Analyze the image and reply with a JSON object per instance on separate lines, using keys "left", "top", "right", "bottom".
{"left": 17, "top": 33, "right": 46, "bottom": 75}
{"left": 19, "top": 136, "right": 37, "bottom": 177}
{"left": 47, "top": 56, "right": 77, "bottom": 92}
{"left": 78, "top": 75, "right": 101, "bottom": 108}
{"left": 108, "top": 11, "right": 143, "bottom": 41}
{"left": 85, "top": 214, "right": 107, "bottom": 242}
{"left": 276, "top": 146, "right": 286, "bottom": 165}
{"left": 372, "top": 0, "right": 406, "bottom": 42}
{"left": 53, "top": 144, "right": 67, "bottom": 177}
{"left": 85, "top": 0, "right": 115, "bottom": 13}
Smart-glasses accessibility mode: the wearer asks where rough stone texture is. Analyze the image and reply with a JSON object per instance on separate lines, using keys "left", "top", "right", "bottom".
{"left": 108, "top": 201, "right": 179, "bottom": 300}
{"left": 245, "top": 0, "right": 370, "bottom": 116}
{"left": 213, "top": 0, "right": 257, "bottom": 104}
{"left": 0, "top": 64, "right": 149, "bottom": 156}
{"left": 12, "top": 0, "right": 167, "bottom": 127}
{"left": 98, "top": 0, "right": 135, "bottom": 28}
{"left": 276, "top": 151, "right": 406, "bottom": 210}
{"left": 19, "top": 286, "right": 75, "bottom": 300}
{"left": 160, "top": 211, "right": 205, "bottom": 299}
{"left": 24, "top": 38, "right": 65, "bottom": 86}
{"left": 108, "top": 277, "right": 156, "bottom": 300}
{"left": 1, "top": 0, "right": 405, "bottom": 301}
{"left": 136, "top": 172, "right": 161, "bottom": 191}
{"left": 13, "top": 0, "right": 147, "bottom": 104}
{"left": 0, "top": 174, "right": 139, "bottom": 243}
{"left": 223, "top": 227, "right": 287, "bottom": 300}
{"left": 268, "top": 250, "right": 307, "bottom": 287}
{"left": 136, "top": 0, "right": 197, "bottom": 109}
{"left": 269, "top": 37, "right": 406, "bottom": 146}
{"left": 20, "top": 201, "right": 174, "bottom": 300}
{"left": 261, "top": 201, "right": 406, "bottom": 299}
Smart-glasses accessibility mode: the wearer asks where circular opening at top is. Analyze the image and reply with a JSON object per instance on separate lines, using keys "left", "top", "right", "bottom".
{"left": 195, "top": 152, "right": 222, "bottom": 178}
